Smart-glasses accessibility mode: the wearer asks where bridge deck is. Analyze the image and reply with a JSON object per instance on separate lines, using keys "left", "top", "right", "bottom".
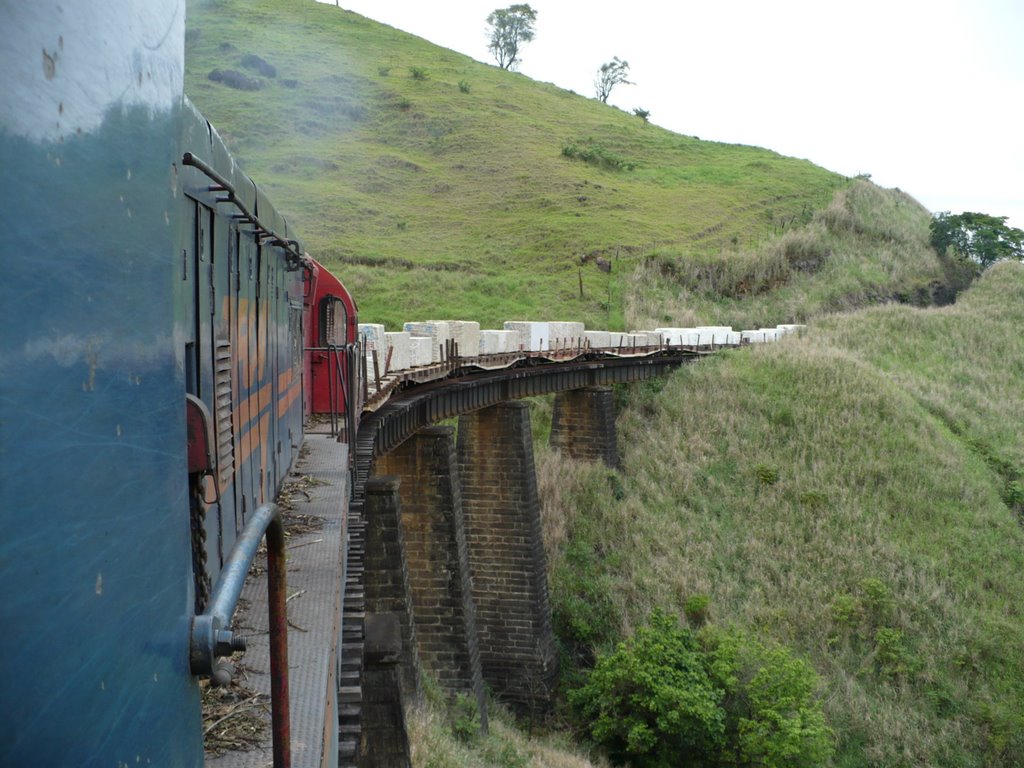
{"left": 362, "top": 342, "right": 720, "bottom": 412}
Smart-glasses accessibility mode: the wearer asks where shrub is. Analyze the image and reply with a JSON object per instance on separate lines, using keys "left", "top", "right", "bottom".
{"left": 571, "top": 612, "right": 833, "bottom": 767}
{"left": 207, "top": 69, "right": 262, "bottom": 91}
{"left": 684, "top": 594, "right": 711, "bottom": 628}
{"left": 449, "top": 693, "right": 480, "bottom": 743}
{"left": 240, "top": 53, "right": 276, "bottom": 78}
{"left": 569, "top": 610, "right": 726, "bottom": 766}
{"left": 552, "top": 539, "right": 619, "bottom": 662}
{"left": 458, "top": 79, "right": 471, "bottom": 93}
{"left": 561, "top": 139, "right": 636, "bottom": 171}
{"left": 702, "top": 629, "right": 834, "bottom": 768}
{"left": 409, "top": 66, "right": 429, "bottom": 81}
{"left": 754, "top": 464, "right": 779, "bottom": 486}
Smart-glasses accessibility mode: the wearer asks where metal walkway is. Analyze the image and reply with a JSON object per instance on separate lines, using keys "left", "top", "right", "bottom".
{"left": 207, "top": 434, "right": 350, "bottom": 768}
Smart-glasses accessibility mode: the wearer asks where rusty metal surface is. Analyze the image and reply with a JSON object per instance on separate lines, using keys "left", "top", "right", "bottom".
{"left": 359, "top": 352, "right": 699, "bottom": 459}
{"left": 359, "top": 344, "right": 718, "bottom": 413}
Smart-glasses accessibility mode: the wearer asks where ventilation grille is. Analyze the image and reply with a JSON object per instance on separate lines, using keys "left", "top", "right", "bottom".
{"left": 215, "top": 339, "right": 235, "bottom": 489}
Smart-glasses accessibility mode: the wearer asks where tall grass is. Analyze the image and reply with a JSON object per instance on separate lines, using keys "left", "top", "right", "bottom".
{"left": 407, "top": 684, "right": 608, "bottom": 768}
{"left": 541, "top": 263, "right": 1024, "bottom": 765}
{"left": 626, "top": 180, "right": 949, "bottom": 331}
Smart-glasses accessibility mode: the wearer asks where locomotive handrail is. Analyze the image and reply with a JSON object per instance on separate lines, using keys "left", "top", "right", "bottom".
{"left": 189, "top": 503, "right": 291, "bottom": 768}
{"left": 182, "top": 151, "right": 307, "bottom": 273}
{"left": 326, "top": 343, "right": 349, "bottom": 439}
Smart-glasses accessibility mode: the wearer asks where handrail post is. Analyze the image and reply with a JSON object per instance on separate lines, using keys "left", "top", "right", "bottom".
{"left": 190, "top": 503, "right": 291, "bottom": 768}
{"left": 266, "top": 510, "right": 291, "bottom": 768}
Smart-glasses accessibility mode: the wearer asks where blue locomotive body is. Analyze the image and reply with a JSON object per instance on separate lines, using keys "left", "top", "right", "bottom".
{"left": 0, "top": 3, "right": 340, "bottom": 765}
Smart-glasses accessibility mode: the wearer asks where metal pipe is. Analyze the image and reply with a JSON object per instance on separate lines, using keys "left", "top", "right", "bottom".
{"left": 182, "top": 152, "right": 307, "bottom": 273}
{"left": 190, "top": 503, "right": 291, "bottom": 768}
{"left": 266, "top": 510, "right": 292, "bottom": 768}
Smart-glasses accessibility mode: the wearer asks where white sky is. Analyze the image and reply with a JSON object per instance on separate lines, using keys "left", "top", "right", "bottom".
{"left": 323, "top": 0, "right": 1023, "bottom": 228}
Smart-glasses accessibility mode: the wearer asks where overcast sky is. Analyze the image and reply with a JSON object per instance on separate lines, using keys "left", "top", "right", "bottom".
{"left": 322, "top": 0, "right": 1023, "bottom": 228}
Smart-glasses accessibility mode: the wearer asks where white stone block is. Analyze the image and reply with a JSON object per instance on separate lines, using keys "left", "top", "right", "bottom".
{"left": 694, "top": 326, "right": 734, "bottom": 345}
{"left": 504, "top": 321, "right": 550, "bottom": 352}
{"left": 584, "top": 331, "right": 611, "bottom": 349}
{"left": 629, "top": 330, "right": 661, "bottom": 347}
{"left": 409, "top": 336, "right": 433, "bottom": 367}
{"left": 384, "top": 332, "right": 411, "bottom": 372}
{"left": 548, "top": 321, "right": 586, "bottom": 350}
{"left": 656, "top": 327, "right": 700, "bottom": 346}
{"left": 404, "top": 321, "right": 452, "bottom": 363}
{"left": 358, "top": 323, "right": 387, "bottom": 351}
{"left": 479, "top": 329, "right": 517, "bottom": 355}
{"left": 447, "top": 320, "right": 481, "bottom": 358}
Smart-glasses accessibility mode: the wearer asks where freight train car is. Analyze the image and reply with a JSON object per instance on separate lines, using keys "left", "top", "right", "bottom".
{"left": 0, "top": 3, "right": 360, "bottom": 765}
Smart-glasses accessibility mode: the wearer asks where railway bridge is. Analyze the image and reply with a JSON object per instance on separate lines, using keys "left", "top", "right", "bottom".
{"left": 223, "top": 332, "right": 800, "bottom": 768}
{"left": 341, "top": 345, "right": 710, "bottom": 765}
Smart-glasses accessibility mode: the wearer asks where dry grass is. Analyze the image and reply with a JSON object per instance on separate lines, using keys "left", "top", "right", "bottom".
{"left": 407, "top": 694, "right": 608, "bottom": 768}
{"left": 547, "top": 263, "right": 1024, "bottom": 765}
{"left": 626, "top": 179, "right": 948, "bottom": 331}
{"left": 201, "top": 671, "right": 270, "bottom": 757}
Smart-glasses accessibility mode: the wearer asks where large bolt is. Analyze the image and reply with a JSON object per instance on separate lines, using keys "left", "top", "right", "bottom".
{"left": 213, "top": 629, "right": 246, "bottom": 657}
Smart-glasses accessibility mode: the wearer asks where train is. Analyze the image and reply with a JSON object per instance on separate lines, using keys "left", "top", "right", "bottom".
{"left": 0, "top": 3, "right": 362, "bottom": 765}
{"left": 0, "top": 4, "right": 802, "bottom": 766}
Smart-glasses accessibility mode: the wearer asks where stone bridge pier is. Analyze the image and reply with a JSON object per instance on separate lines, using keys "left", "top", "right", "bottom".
{"left": 549, "top": 385, "right": 618, "bottom": 467}
{"left": 360, "top": 389, "right": 619, "bottom": 751}
{"left": 373, "top": 427, "right": 488, "bottom": 727}
{"left": 457, "top": 402, "right": 558, "bottom": 715}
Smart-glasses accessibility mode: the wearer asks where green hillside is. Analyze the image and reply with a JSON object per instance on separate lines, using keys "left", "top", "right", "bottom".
{"left": 539, "top": 262, "right": 1024, "bottom": 766}
{"left": 185, "top": 0, "right": 943, "bottom": 332}
{"left": 185, "top": 2, "right": 1024, "bottom": 766}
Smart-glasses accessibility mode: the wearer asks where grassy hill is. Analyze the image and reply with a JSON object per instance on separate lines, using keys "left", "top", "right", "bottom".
{"left": 185, "top": 2, "right": 1024, "bottom": 766}
{"left": 185, "top": 0, "right": 944, "bottom": 332}
{"left": 539, "top": 262, "right": 1024, "bottom": 766}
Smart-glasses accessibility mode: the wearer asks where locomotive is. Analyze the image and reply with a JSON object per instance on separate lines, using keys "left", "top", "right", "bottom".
{"left": 0, "top": 2, "right": 359, "bottom": 765}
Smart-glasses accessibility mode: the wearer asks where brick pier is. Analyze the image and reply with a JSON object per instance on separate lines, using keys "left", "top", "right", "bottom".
{"left": 375, "top": 427, "right": 488, "bottom": 729}
{"left": 549, "top": 385, "right": 619, "bottom": 467}
{"left": 457, "top": 402, "right": 557, "bottom": 715}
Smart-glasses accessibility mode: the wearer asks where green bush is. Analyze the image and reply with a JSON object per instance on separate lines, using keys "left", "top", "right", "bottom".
{"left": 449, "top": 693, "right": 480, "bottom": 743}
{"left": 569, "top": 610, "right": 725, "bottom": 766}
{"left": 561, "top": 139, "right": 636, "bottom": 171}
{"left": 570, "top": 611, "right": 833, "bottom": 767}
{"left": 458, "top": 79, "right": 471, "bottom": 93}
{"left": 684, "top": 594, "right": 711, "bottom": 628}
{"left": 704, "top": 630, "right": 834, "bottom": 767}
{"left": 552, "top": 539, "right": 619, "bottom": 662}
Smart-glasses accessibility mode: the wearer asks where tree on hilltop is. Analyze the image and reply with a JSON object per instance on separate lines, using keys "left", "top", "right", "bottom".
{"left": 595, "top": 57, "right": 633, "bottom": 103}
{"left": 930, "top": 211, "right": 1024, "bottom": 268}
{"left": 486, "top": 4, "right": 537, "bottom": 70}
